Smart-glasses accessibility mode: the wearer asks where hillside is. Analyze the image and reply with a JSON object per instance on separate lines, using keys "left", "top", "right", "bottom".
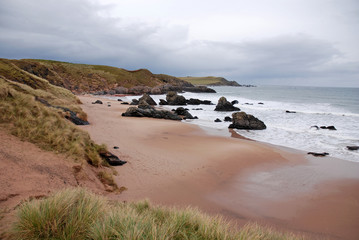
{"left": 0, "top": 58, "right": 214, "bottom": 94}
{"left": 179, "top": 76, "right": 241, "bottom": 86}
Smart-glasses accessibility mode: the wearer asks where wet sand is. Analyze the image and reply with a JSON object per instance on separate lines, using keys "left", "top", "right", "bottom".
{"left": 79, "top": 95, "right": 359, "bottom": 240}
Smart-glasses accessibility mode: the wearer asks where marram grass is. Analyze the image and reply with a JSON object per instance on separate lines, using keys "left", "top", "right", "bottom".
{"left": 13, "top": 188, "right": 306, "bottom": 240}
{"left": 0, "top": 77, "right": 105, "bottom": 166}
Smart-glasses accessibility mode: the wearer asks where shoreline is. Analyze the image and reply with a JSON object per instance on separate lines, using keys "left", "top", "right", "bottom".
{"left": 79, "top": 95, "right": 359, "bottom": 240}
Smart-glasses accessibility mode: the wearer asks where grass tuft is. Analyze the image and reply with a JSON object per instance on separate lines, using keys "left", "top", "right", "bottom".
{"left": 13, "top": 188, "right": 306, "bottom": 240}
{"left": 0, "top": 77, "right": 105, "bottom": 167}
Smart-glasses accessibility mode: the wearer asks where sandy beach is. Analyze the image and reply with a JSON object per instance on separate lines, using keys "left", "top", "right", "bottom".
{"left": 78, "top": 95, "right": 359, "bottom": 240}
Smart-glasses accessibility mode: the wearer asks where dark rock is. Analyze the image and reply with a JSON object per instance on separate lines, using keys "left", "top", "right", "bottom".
{"left": 92, "top": 100, "right": 103, "bottom": 104}
{"left": 113, "top": 146, "right": 119, "bottom": 149}
{"left": 244, "top": 103, "right": 253, "bottom": 105}
{"left": 35, "top": 97, "right": 89, "bottom": 125}
{"left": 166, "top": 91, "right": 187, "bottom": 105}
{"left": 311, "top": 125, "right": 319, "bottom": 130}
{"left": 130, "top": 99, "right": 139, "bottom": 105}
{"left": 186, "top": 98, "right": 213, "bottom": 105}
{"left": 182, "top": 86, "right": 216, "bottom": 93}
{"left": 215, "top": 97, "right": 240, "bottom": 111}
{"left": 258, "top": 102, "right": 264, "bottom": 105}
{"left": 347, "top": 146, "right": 359, "bottom": 151}
{"left": 286, "top": 110, "right": 296, "bottom": 113}
{"left": 320, "top": 126, "right": 337, "bottom": 130}
{"left": 173, "top": 107, "right": 197, "bottom": 119}
{"left": 224, "top": 116, "right": 232, "bottom": 122}
{"left": 214, "top": 118, "right": 222, "bottom": 122}
{"left": 229, "top": 112, "right": 266, "bottom": 130}
{"left": 159, "top": 99, "right": 168, "bottom": 105}
{"left": 107, "top": 104, "right": 111, "bottom": 107}
{"left": 64, "top": 111, "right": 90, "bottom": 125}
{"left": 122, "top": 106, "right": 182, "bottom": 121}
{"left": 192, "top": 108, "right": 203, "bottom": 110}
{"left": 307, "top": 152, "right": 329, "bottom": 157}
{"left": 231, "top": 100, "right": 239, "bottom": 105}
{"left": 121, "top": 102, "right": 129, "bottom": 105}
{"left": 139, "top": 93, "right": 157, "bottom": 105}
{"left": 99, "top": 151, "right": 127, "bottom": 166}
{"left": 117, "top": 99, "right": 122, "bottom": 102}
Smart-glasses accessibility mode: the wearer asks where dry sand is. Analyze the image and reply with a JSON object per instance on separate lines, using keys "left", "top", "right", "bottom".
{"left": 79, "top": 95, "right": 359, "bottom": 240}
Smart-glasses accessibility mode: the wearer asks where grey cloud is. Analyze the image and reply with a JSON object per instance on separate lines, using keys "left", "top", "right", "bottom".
{"left": 0, "top": 0, "right": 358, "bottom": 87}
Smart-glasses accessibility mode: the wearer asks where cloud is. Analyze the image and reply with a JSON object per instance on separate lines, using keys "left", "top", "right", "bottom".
{"left": 0, "top": 0, "right": 358, "bottom": 87}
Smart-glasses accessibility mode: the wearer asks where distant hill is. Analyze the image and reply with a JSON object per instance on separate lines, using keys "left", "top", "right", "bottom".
{"left": 178, "top": 76, "right": 241, "bottom": 86}
{"left": 0, "top": 58, "right": 199, "bottom": 94}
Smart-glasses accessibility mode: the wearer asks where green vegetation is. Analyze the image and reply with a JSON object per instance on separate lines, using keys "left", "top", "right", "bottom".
{"left": 2, "top": 58, "right": 166, "bottom": 92}
{"left": 0, "top": 59, "right": 107, "bottom": 167}
{"left": 13, "top": 188, "right": 305, "bottom": 240}
{"left": 179, "top": 76, "right": 240, "bottom": 86}
{"left": 179, "top": 76, "right": 223, "bottom": 85}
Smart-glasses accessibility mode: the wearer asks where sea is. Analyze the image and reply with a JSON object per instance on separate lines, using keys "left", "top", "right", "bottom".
{"left": 114, "top": 85, "right": 359, "bottom": 162}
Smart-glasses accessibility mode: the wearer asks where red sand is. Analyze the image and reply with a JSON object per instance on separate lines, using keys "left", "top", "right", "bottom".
{"left": 79, "top": 95, "right": 359, "bottom": 240}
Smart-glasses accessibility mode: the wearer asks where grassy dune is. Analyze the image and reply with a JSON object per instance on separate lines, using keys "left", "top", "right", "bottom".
{"left": 0, "top": 60, "right": 107, "bottom": 166}
{"left": 13, "top": 188, "right": 305, "bottom": 240}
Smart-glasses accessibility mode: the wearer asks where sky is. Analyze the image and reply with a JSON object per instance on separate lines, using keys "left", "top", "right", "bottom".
{"left": 0, "top": 0, "right": 358, "bottom": 87}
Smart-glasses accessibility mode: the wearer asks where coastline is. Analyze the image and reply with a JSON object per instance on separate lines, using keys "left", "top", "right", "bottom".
{"left": 79, "top": 95, "right": 359, "bottom": 240}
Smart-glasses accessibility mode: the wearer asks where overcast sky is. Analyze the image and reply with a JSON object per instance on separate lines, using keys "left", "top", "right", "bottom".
{"left": 1, "top": 0, "right": 358, "bottom": 87}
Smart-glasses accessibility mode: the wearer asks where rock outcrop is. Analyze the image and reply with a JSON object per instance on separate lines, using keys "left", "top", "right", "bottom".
{"left": 166, "top": 91, "right": 187, "bottom": 105}
{"left": 99, "top": 151, "right": 127, "bottom": 166}
{"left": 307, "top": 152, "right": 329, "bottom": 157}
{"left": 92, "top": 100, "right": 103, "bottom": 104}
{"left": 228, "top": 112, "right": 266, "bottom": 130}
{"left": 122, "top": 105, "right": 182, "bottom": 121}
{"left": 215, "top": 97, "right": 240, "bottom": 111}
{"left": 186, "top": 98, "right": 213, "bottom": 105}
{"left": 173, "top": 107, "right": 197, "bottom": 120}
{"left": 139, "top": 93, "right": 157, "bottom": 105}
{"left": 347, "top": 146, "right": 359, "bottom": 151}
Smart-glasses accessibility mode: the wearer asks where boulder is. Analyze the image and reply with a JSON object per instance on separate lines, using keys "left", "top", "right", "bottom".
{"left": 99, "top": 151, "right": 127, "bottom": 166}
{"left": 347, "top": 146, "right": 359, "bottom": 151}
{"left": 159, "top": 99, "right": 168, "bottom": 105}
{"left": 307, "top": 152, "right": 329, "bottom": 157}
{"left": 186, "top": 98, "right": 213, "bottom": 105}
{"left": 121, "top": 102, "right": 129, "bottom": 105}
{"left": 166, "top": 91, "right": 187, "bottom": 105}
{"left": 117, "top": 99, "right": 122, "bottom": 102}
{"left": 122, "top": 105, "right": 182, "bottom": 121}
{"left": 173, "top": 107, "right": 197, "bottom": 120}
{"left": 192, "top": 108, "right": 203, "bottom": 110}
{"left": 231, "top": 100, "right": 239, "bottom": 105}
{"left": 320, "top": 126, "right": 337, "bottom": 130}
{"left": 228, "top": 112, "right": 266, "bottom": 130}
{"left": 224, "top": 116, "right": 232, "bottom": 122}
{"left": 258, "top": 102, "right": 264, "bottom": 105}
{"left": 139, "top": 93, "right": 157, "bottom": 105}
{"left": 286, "top": 110, "right": 296, "bottom": 113}
{"left": 215, "top": 97, "right": 240, "bottom": 111}
{"left": 92, "top": 100, "right": 103, "bottom": 104}
{"left": 214, "top": 118, "right": 222, "bottom": 122}
{"left": 130, "top": 99, "right": 139, "bottom": 105}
